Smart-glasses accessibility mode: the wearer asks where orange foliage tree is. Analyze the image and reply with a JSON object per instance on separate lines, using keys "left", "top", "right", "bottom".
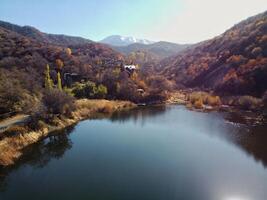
{"left": 55, "top": 59, "right": 64, "bottom": 71}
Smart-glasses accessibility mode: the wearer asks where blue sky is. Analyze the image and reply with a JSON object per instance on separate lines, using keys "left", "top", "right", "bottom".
{"left": 0, "top": 0, "right": 267, "bottom": 43}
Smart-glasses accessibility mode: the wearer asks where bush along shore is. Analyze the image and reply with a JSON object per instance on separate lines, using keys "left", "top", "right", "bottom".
{"left": 0, "top": 60, "right": 167, "bottom": 167}
{"left": 0, "top": 99, "right": 136, "bottom": 167}
{"left": 167, "top": 90, "right": 267, "bottom": 124}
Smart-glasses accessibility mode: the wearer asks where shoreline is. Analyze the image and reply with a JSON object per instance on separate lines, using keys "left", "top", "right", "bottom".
{"left": 166, "top": 91, "right": 267, "bottom": 125}
{"left": 1, "top": 94, "right": 266, "bottom": 167}
{"left": 0, "top": 99, "right": 136, "bottom": 167}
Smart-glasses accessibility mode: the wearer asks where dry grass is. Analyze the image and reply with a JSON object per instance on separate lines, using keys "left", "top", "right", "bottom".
{"left": 1, "top": 125, "right": 28, "bottom": 138}
{"left": 98, "top": 104, "right": 114, "bottom": 114}
{"left": 75, "top": 99, "right": 135, "bottom": 114}
{"left": 0, "top": 99, "right": 136, "bottom": 166}
{"left": 0, "top": 128, "right": 49, "bottom": 166}
{"left": 187, "top": 92, "right": 221, "bottom": 109}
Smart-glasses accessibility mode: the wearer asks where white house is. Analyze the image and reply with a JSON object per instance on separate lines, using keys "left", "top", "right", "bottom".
{"left": 124, "top": 65, "right": 136, "bottom": 71}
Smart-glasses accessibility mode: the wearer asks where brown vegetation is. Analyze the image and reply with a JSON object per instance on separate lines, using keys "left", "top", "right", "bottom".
{"left": 0, "top": 99, "right": 136, "bottom": 166}
{"left": 160, "top": 11, "right": 267, "bottom": 98}
{"left": 222, "top": 95, "right": 263, "bottom": 111}
{"left": 0, "top": 125, "right": 28, "bottom": 139}
{"left": 186, "top": 91, "right": 222, "bottom": 109}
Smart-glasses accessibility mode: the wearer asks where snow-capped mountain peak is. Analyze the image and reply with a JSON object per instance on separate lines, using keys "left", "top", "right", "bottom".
{"left": 100, "top": 35, "right": 154, "bottom": 46}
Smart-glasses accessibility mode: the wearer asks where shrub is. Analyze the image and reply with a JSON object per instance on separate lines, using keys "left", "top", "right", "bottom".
{"left": 98, "top": 104, "right": 113, "bottom": 114}
{"left": 27, "top": 104, "right": 48, "bottom": 130}
{"left": 0, "top": 68, "right": 43, "bottom": 114}
{"left": 194, "top": 99, "right": 204, "bottom": 109}
{"left": 95, "top": 84, "right": 108, "bottom": 99}
{"left": 2, "top": 125, "right": 28, "bottom": 138}
{"left": 237, "top": 96, "right": 262, "bottom": 110}
{"left": 116, "top": 80, "right": 140, "bottom": 102}
{"left": 206, "top": 95, "right": 222, "bottom": 106}
{"left": 63, "top": 86, "right": 74, "bottom": 96}
{"left": 72, "top": 82, "right": 86, "bottom": 98}
{"left": 43, "top": 89, "right": 76, "bottom": 116}
{"left": 72, "top": 81, "right": 107, "bottom": 99}
{"left": 142, "top": 90, "right": 168, "bottom": 104}
{"left": 188, "top": 92, "right": 207, "bottom": 104}
{"left": 147, "top": 76, "right": 174, "bottom": 92}
{"left": 187, "top": 92, "right": 221, "bottom": 107}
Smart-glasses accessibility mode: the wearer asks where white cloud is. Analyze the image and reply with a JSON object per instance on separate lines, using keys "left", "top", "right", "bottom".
{"left": 149, "top": 0, "right": 267, "bottom": 43}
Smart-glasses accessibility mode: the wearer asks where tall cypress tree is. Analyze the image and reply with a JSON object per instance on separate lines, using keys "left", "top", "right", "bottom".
{"left": 57, "top": 72, "right": 62, "bottom": 91}
{"left": 45, "top": 64, "right": 53, "bottom": 89}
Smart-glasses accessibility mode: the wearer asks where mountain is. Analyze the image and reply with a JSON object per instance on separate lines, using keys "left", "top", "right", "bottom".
{"left": 0, "top": 21, "right": 164, "bottom": 107}
{"left": 0, "top": 21, "right": 126, "bottom": 81}
{"left": 100, "top": 35, "right": 154, "bottom": 46}
{"left": 0, "top": 20, "right": 92, "bottom": 46}
{"left": 113, "top": 41, "right": 190, "bottom": 59}
{"left": 160, "top": 10, "right": 267, "bottom": 97}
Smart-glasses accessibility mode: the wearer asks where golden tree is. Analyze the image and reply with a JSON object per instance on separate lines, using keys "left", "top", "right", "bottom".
{"left": 55, "top": 59, "right": 64, "bottom": 71}
{"left": 66, "top": 48, "right": 72, "bottom": 56}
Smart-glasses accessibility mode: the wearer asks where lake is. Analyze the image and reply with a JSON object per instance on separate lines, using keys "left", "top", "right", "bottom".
{"left": 0, "top": 105, "right": 267, "bottom": 200}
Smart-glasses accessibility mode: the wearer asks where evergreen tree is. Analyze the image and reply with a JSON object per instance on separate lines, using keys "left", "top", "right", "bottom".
{"left": 45, "top": 64, "right": 53, "bottom": 89}
{"left": 57, "top": 72, "right": 62, "bottom": 91}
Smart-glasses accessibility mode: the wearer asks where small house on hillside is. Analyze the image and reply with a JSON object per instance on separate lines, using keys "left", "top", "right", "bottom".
{"left": 124, "top": 65, "right": 137, "bottom": 75}
{"left": 63, "top": 73, "right": 82, "bottom": 87}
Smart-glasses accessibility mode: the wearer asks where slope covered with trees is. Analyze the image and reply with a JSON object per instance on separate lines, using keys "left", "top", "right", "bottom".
{"left": 0, "top": 21, "right": 170, "bottom": 117}
{"left": 0, "top": 20, "right": 92, "bottom": 46}
{"left": 160, "top": 11, "right": 267, "bottom": 97}
{"left": 112, "top": 41, "right": 190, "bottom": 60}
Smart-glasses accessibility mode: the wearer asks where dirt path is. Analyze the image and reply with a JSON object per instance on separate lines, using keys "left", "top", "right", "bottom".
{"left": 0, "top": 115, "right": 29, "bottom": 132}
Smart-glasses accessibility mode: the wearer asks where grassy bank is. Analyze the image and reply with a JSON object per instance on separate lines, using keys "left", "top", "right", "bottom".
{"left": 167, "top": 90, "right": 265, "bottom": 112}
{"left": 0, "top": 99, "right": 136, "bottom": 167}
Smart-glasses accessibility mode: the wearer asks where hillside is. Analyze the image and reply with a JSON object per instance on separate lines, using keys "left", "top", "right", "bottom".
{"left": 0, "top": 20, "right": 92, "bottom": 46}
{"left": 0, "top": 25, "right": 123, "bottom": 76}
{"left": 160, "top": 11, "right": 267, "bottom": 97}
{"left": 113, "top": 41, "right": 190, "bottom": 59}
{"left": 0, "top": 21, "right": 170, "bottom": 117}
{"left": 0, "top": 23, "right": 127, "bottom": 114}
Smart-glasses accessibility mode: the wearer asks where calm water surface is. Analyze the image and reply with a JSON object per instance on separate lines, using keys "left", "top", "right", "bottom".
{"left": 0, "top": 105, "right": 267, "bottom": 200}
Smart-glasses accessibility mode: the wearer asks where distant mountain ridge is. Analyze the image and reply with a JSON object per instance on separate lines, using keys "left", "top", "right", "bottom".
{"left": 0, "top": 20, "right": 92, "bottom": 46}
{"left": 100, "top": 35, "right": 154, "bottom": 46}
{"left": 0, "top": 20, "right": 126, "bottom": 80}
{"left": 113, "top": 41, "right": 190, "bottom": 59}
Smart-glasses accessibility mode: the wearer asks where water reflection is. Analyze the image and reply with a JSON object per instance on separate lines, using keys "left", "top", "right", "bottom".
{"left": 0, "top": 127, "right": 73, "bottom": 191}
{"left": 111, "top": 106, "right": 267, "bottom": 168}
{"left": 0, "top": 106, "right": 267, "bottom": 199}
{"left": 224, "top": 122, "right": 267, "bottom": 168}
{"left": 110, "top": 105, "right": 168, "bottom": 126}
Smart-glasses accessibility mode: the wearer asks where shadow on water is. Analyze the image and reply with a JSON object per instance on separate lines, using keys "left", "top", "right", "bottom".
{"left": 221, "top": 111, "right": 267, "bottom": 168}
{"left": 0, "top": 126, "right": 74, "bottom": 192}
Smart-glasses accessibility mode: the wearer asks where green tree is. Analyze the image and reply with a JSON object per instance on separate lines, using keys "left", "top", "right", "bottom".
{"left": 45, "top": 64, "right": 54, "bottom": 90}
{"left": 96, "top": 84, "right": 108, "bottom": 98}
{"left": 57, "top": 72, "right": 62, "bottom": 91}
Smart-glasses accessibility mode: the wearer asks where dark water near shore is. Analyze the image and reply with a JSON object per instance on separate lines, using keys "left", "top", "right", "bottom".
{"left": 1, "top": 105, "right": 267, "bottom": 200}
